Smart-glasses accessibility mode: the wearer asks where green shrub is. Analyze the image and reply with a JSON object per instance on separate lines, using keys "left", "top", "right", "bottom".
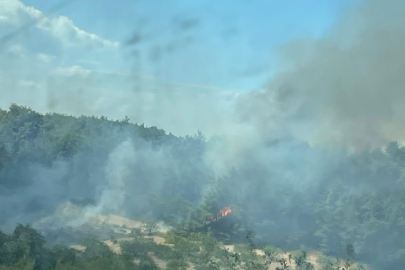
{"left": 317, "top": 255, "right": 339, "bottom": 270}
{"left": 291, "top": 249, "right": 307, "bottom": 266}
{"left": 80, "top": 239, "right": 113, "bottom": 260}
{"left": 262, "top": 245, "right": 282, "bottom": 262}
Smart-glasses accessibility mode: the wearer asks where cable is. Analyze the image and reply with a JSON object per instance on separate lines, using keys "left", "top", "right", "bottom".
{"left": 0, "top": 0, "right": 75, "bottom": 45}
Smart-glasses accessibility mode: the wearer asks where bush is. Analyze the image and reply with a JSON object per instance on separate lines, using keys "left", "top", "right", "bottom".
{"left": 130, "top": 228, "right": 142, "bottom": 237}
{"left": 262, "top": 245, "right": 282, "bottom": 262}
{"left": 291, "top": 249, "right": 307, "bottom": 266}
{"left": 297, "top": 262, "right": 314, "bottom": 270}
{"left": 80, "top": 239, "right": 113, "bottom": 260}
{"left": 52, "top": 245, "right": 76, "bottom": 264}
{"left": 167, "top": 258, "right": 188, "bottom": 270}
{"left": 120, "top": 239, "right": 153, "bottom": 259}
{"left": 317, "top": 255, "right": 339, "bottom": 270}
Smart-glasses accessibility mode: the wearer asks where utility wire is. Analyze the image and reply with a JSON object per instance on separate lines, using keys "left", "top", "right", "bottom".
{"left": 0, "top": 0, "right": 75, "bottom": 45}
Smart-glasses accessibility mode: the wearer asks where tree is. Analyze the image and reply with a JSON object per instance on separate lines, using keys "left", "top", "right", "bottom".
{"left": 291, "top": 249, "right": 307, "bottom": 267}
{"left": 52, "top": 245, "right": 76, "bottom": 264}
{"left": 263, "top": 245, "right": 282, "bottom": 264}
{"left": 80, "top": 239, "right": 113, "bottom": 260}
{"left": 341, "top": 243, "right": 356, "bottom": 269}
{"left": 142, "top": 220, "right": 159, "bottom": 236}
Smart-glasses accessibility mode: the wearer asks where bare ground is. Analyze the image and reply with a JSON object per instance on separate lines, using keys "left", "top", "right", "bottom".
{"left": 69, "top": 215, "right": 369, "bottom": 270}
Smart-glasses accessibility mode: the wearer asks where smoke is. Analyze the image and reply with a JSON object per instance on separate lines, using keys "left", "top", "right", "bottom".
{"left": 1, "top": 0, "right": 405, "bottom": 268}
{"left": 237, "top": 0, "right": 405, "bottom": 150}
{"left": 94, "top": 139, "right": 135, "bottom": 215}
{"left": 30, "top": 138, "right": 161, "bottom": 230}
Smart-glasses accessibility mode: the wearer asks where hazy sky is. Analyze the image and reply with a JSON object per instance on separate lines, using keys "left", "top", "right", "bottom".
{"left": 7, "top": 0, "right": 354, "bottom": 90}
{"left": 0, "top": 0, "right": 358, "bottom": 136}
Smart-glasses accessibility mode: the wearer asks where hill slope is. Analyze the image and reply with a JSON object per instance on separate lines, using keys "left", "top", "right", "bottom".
{"left": 1, "top": 104, "right": 405, "bottom": 269}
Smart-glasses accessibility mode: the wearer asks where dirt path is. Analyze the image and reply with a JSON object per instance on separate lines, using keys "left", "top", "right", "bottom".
{"left": 148, "top": 252, "right": 167, "bottom": 269}
{"left": 72, "top": 238, "right": 323, "bottom": 269}
{"left": 224, "top": 244, "right": 323, "bottom": 270}
{"left": 68, "top": 215, "right": 368, "bottom": 270}
{"left": 72, "top": 236, "right": 373, "bottom": 270}
{"left": 145, "top": 235, "right": 174, "bottom": 247}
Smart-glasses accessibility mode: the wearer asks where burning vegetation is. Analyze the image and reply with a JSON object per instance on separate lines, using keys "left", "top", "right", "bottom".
{"left": 206, "top": 206, "right": 233, "bottom": 222}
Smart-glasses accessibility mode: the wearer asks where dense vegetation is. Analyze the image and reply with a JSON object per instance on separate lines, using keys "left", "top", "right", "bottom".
{"left": 1, "top": 104, "right": 405, "bottom": 269}
{"left": 0, "top": 224, "right": 368, "bottom": 270}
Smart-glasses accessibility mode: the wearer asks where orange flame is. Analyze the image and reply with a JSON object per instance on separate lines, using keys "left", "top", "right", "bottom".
{"left": 207, "top": 206, "right": 233, "bottom": 222}
{"left": 220, "top": 206, "right": 232, "bottom": 217}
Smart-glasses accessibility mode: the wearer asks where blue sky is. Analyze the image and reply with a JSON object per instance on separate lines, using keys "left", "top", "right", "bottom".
{"left": 3, "top": 0, "right": 404, "bottom": 148}
{"left": 20, "top": 0, "right": 355, "bottom": 90}
{"left": 0, "top": 0, "right": 358, "bottom": 135}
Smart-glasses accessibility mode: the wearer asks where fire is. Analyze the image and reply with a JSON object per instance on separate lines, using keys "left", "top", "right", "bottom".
{"left": 220, "top": 206, "right": 232, "bottom": 217}
{"left": 206, "top": 206, "right": 233, "bottom": 222}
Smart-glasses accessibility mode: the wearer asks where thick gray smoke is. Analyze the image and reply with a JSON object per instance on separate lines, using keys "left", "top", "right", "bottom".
{"left": 237, "top": 0, "right": 405, "bottom": 150}
{"left": 29, "top": 138, "right": 170, "bottom": 229}
{"left": 1, "top": 0, "right": 405, "bottom": 269}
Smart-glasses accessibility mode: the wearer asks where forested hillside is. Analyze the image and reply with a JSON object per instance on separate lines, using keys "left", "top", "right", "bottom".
{"left": 1, "top": 104, "right": 405, "bottom": 269}
{"left": 0, "top": 223, "right": 369, "bottom": 270}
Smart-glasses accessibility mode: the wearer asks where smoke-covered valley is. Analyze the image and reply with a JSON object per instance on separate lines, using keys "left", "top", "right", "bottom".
{"left": 1, "top": 0, "right": 405, "bottom": 269}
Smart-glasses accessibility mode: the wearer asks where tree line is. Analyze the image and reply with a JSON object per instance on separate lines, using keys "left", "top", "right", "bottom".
{"left": 1, "top": 104, "right": 404, "bottom": 269}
